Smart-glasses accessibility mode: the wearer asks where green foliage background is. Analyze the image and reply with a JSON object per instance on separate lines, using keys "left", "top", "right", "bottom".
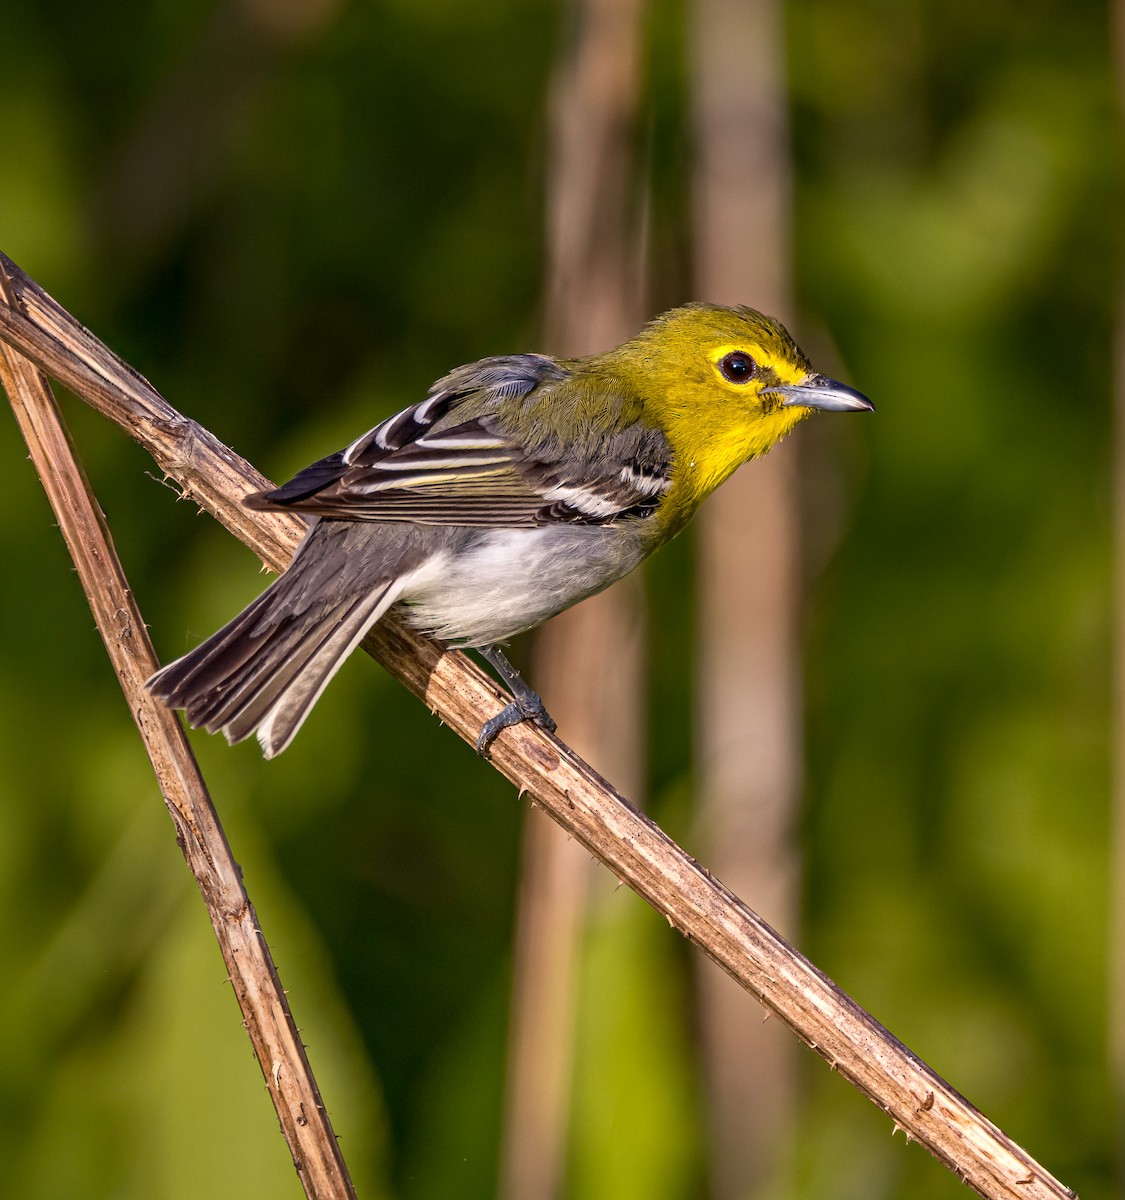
{"left": 0, "top": 0, "right": 1116, "bottom": 1196}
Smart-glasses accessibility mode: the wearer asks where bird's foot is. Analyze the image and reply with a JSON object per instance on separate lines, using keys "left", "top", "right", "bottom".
{"left": 474, "top": 643, "right": 557, "bottom": 757}
{"left": 475, "top": 695, "right": 557, "bottom": 756}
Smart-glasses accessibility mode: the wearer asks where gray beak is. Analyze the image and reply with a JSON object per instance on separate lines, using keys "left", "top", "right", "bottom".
{"left": 768, "top": 373, "right": 874, "bottom": 413}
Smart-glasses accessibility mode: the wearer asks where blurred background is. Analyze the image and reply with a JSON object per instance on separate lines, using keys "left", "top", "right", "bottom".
{"left": 0, "top": 0, "right": 1117, "bottom": 1197}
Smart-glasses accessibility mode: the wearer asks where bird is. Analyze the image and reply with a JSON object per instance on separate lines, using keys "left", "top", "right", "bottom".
{"left": 148, "top": 303, "right": 873, "bottom": 758}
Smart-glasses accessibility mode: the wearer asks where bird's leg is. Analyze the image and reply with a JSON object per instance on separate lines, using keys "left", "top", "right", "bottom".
{"left": 474, "top": 643, "right": 557, "bottom": 755}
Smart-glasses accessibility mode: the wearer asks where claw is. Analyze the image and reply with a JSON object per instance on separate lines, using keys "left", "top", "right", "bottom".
{"left": 475, "top": 699, "right": 556, "bottom": 756}
{"left": 474, "top": 643, "right": 557, "bottom": 757}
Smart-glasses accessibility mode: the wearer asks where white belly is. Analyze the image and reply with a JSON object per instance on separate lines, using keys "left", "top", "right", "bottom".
{"left": 396, "top": 525, "right": 648, "bottom": 647}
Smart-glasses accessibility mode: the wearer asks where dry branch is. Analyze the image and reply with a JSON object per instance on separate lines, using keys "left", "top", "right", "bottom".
{"left": 0, "top": 259, "right": 357, "bottom": 1200}
{"left": 0, "top": 252, "right": 1076, "bottom": 1200}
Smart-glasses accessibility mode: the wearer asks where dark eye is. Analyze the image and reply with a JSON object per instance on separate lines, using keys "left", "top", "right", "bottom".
{"left": 718, "top": 351, "right": 757, "bottom": 384}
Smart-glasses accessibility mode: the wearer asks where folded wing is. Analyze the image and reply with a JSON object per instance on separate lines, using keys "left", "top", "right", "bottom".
{"left": 246, "top": 353, "right": 673, "bottom": 527}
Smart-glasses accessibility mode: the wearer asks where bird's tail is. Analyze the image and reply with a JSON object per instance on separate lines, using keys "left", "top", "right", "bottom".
{"left": 148, "top": 527, "right": 403, "bottom": 758}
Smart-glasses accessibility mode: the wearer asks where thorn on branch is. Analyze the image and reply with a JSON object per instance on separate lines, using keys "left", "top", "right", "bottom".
{"left": 146, "top": 469, "right": 184, "bottom": 498}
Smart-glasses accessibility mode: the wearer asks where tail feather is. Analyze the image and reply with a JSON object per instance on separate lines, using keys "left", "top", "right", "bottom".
{"left": 148, "top": 522, "right": 410, "bottom": 756}
{"left": 157, "top": 588, "right": 291, "bottom": 731}
{"left": 183, "top": 590, "right": 350, "bottom": 734}
{"left": 249, "top": 589, "right": 394, "bottom": 756}
{"left": 205, "top": 611, "right": 337, "bottom": 741}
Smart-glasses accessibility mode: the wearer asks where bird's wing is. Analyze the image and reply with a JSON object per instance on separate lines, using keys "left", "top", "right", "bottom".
{"left": 245, "top": 354, "right": 673, "bottom": 528}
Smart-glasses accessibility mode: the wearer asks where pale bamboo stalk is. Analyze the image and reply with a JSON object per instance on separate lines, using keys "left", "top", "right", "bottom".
{"left": 0, "top": 251, "right": 1076, "bottom": 1200}
{"left": 1110, "top": 0, "right": 1125, "bottom": 1166}
{"left": 501, "top": 2, "right": 647, "bottom": 1194}
{"left": 0, "top": 263, "right": 356, "bottom": 1200}
{"left": 691, "top": 0, "right": 801, "bottom": 1192}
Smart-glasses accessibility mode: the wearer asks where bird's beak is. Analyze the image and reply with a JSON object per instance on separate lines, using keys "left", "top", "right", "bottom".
{"left": 768, "top": 374, "right": 875, "bottom": 413}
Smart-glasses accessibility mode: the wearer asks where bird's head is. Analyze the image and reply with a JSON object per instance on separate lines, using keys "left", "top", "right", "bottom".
{"left": 602, "top": 303, "right": 872, "bottom": 528}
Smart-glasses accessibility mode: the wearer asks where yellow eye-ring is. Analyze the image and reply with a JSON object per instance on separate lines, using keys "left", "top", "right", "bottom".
{"left": 717, "top": 350, "right": 757, "bottom": 385}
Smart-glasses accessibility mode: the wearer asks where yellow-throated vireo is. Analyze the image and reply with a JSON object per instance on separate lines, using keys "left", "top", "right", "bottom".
{"left": 149, "top": 303, "right": 873, "bottom": 757}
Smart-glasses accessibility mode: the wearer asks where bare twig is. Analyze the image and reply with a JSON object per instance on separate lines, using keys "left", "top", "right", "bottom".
{"left": 0, "top": 252, "right": 1076, "bottom": 1200}
{"left": 0, "top": 260, "right": 357, "bottom": 1200}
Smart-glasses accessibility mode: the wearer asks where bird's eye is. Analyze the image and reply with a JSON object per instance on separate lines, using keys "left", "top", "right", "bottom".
{"left": 718, "top": 351, "right": 757, "bottom": 384}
